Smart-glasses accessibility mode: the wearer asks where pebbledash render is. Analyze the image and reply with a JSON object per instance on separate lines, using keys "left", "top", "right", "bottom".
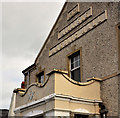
{"left": 9, "top": 1, "right": 120, "bottom": 118}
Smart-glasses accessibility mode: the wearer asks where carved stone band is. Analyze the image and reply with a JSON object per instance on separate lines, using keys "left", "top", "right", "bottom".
{"left": 58, "top": 7, "right": 92, "bottom": 39}
{"left": 67, "top": 3, "right": 80, "bottom": 21}
{"left": 50, "top": 10, "right": 107, "bottom": 57}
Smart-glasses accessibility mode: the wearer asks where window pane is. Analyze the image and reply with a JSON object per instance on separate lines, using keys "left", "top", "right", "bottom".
{"left": 78, "top": 60, "right": 80, "bottom": 66}
{"left": 38, "top": 77, "right": 41, "bottom": 83}
{"left": 78, "top": 55, "right": 80, "bottom": 59}
{"left": 71, "top": 68, "right": 80, "bottom": 82}
{"left": 74, "top": 57, "right": 76, "bottom": 62}
{"left": 71, "top": 63, "right": 74, "bottom": 69}
{"left": 71, "top": 58, "right": 74, "bottom": 63}
{"left": 71, "top": 58, "right": 80, "bottom": 69}
{"left": 38, "top": 71, "right": 44, "bottom": 84}
{"left": 41, "top": 75, "right": 44, "bottom": 84}
{"left": 27, "top": 75, "right": 29, "bottom": 87}
{"left": 75, "top": 61, "right": 78, "bottom": 68}
{"left": 75, "top": 55, "right": 78, "bottom": 61}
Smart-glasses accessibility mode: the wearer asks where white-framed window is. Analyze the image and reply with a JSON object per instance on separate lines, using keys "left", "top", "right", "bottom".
{"left": 69, "top": 51, "right": 81, "bottom": 82}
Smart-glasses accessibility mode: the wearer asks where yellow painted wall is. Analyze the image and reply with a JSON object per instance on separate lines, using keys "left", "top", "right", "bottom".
{"left": 55, "top": 73, "right": 101, "bottom": 101}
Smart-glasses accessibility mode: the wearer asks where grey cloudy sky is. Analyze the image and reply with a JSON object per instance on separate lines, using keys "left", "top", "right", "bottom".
{"left": 1, "top": 0, "right": 65, "bottom": 109}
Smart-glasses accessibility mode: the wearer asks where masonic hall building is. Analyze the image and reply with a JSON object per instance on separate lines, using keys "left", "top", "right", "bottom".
{"left": 10, "top": 1, "right": 120, "bottom": 118}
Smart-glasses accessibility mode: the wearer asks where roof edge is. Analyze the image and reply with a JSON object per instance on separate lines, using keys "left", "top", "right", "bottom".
{"left": 22, "top": 64, "right": 36, "bottom": 74}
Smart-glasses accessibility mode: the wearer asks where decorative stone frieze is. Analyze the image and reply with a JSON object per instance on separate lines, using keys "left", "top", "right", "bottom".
{"left": 67, "top": 3, "right": 80, "bottom": 21}
{"left": 58, "top": 7, "right": 92, "bottom": 39}
{"left": 49, "top": 10, "right": 107, "bottom": 57}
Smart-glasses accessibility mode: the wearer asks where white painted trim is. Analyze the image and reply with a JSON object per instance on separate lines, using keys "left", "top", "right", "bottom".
{"left": 23, "top": 110, "right": 43, "bottom": 117}
{"left": 54, "top": 108, "right": 98, "bottom": 115}
{"left": 55, "top": 94, "right": 102, "bottom": 103}
{"left": 8, "top": 93, "right": 16, "bottom": 116}
{"left": 14, "top": 93, "right": 56, "bottom": 113}
{"left": 14, "top": 93, "right": 102, "bottom": 113}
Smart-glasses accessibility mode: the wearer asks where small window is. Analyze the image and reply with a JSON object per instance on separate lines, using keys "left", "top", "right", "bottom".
{"left": 37, "top": 71, "right": 44, "bottom": 84}
{"left": 25, "top": 72, "right": 30, "bottom": 88}
{"left": 69, "top": 51, "right": 81, "bottom": 82}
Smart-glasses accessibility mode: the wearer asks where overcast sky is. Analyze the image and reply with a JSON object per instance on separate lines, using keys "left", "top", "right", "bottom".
{"left": 1, "top": 0, "right": 65, "bottom": 109}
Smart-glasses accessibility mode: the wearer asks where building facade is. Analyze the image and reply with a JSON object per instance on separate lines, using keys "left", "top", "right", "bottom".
{"left": 10, "top": 1, "right": 120, "bottom": 117}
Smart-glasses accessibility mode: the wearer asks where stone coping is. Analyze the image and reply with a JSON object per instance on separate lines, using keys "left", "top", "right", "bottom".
{"left": 47, "top": 69, "right": 68, "bottom": 75}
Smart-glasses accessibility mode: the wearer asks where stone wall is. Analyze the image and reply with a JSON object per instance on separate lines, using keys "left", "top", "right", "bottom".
{"left": 101, "top": 76, "right": 118, "bottom": 116}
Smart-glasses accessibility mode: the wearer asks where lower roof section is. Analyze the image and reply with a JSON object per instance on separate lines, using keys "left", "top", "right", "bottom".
{"left": 14, "top": 93, "right": 101, "bottom": 116}
{"left": 14, "top": 69, "right": 102, "bottom": 116}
